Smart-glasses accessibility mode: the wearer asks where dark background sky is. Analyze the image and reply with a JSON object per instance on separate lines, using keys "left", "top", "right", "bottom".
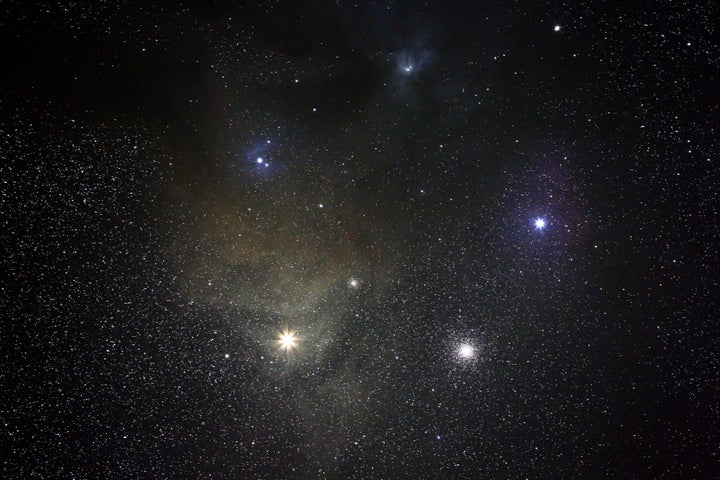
{"left": 3, "top": 1, "right": 719, "bottom": 478}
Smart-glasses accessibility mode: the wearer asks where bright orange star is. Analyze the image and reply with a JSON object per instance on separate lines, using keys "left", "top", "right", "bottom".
{"left": 276, "top": 328, "right": 298, "bottom": 352}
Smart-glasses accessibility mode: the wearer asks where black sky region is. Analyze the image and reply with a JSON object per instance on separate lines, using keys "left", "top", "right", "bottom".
{"left": 3, "top": 1, "right": 720, "bottom": 478}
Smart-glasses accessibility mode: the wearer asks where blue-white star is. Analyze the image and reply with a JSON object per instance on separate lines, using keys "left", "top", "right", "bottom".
{"left": 534, "top": 218, "right": 547, "bottom": 230}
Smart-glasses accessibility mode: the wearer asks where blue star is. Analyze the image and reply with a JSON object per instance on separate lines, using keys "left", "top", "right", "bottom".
{"left": 244, "top": 139, "right": 279, "bottom": 174}
{"left": 394, "top": 47, "right": 435, "bottom": 79}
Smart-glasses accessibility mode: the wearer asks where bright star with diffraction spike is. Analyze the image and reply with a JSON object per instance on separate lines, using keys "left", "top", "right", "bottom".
{"left": 277, "top": 328, "right": 299, "bottom": 352}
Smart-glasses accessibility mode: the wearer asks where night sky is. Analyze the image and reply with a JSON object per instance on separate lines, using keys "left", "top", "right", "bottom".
{"left": 3, "top": 1, "right": 720, "bottom": 478}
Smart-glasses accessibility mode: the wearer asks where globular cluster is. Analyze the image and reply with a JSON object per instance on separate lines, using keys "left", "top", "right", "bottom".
{"left": 3, "top": 1, "right": 720, "bottom": 479}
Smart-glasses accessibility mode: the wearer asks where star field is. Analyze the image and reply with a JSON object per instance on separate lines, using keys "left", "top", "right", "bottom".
{"left": 3, "top": 1, "right": 720, "bottom": 478}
